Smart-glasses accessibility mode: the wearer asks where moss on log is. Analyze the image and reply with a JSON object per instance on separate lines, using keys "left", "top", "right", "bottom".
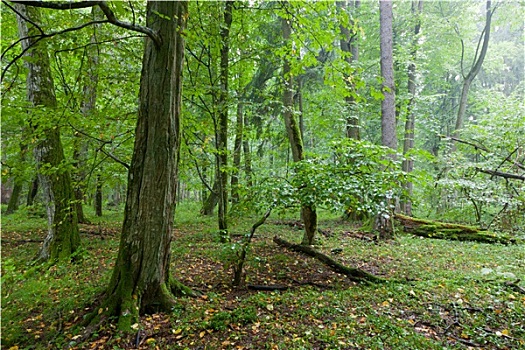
{"left": 395, "top": 214, "right": 517, "bottom": 245}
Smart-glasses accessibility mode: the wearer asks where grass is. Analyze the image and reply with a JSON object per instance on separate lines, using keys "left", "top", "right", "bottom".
{"left": 1, "top": 202, "right": 524, "bottom": 349}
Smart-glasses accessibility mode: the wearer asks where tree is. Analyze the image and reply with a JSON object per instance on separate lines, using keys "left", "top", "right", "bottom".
{"left": 401, "top": 0, "right": 423, "bottom": 216}
{"left": 15, "top": 3, "right": 81, "bottom": 262}
{"left": 217, "top": 0, "right": 233, "bottom": 237}
{"left": 97, "top": 1, "right": 191, "bottom": 329}
{"left": 73, "top": 6, "right": 101, "bottom": 223}
{"left": 453, "top": 0, "right": 495, "bottom": 141}
{"left": 338, "top": 0, "right": 361, "bottom": 140}
{"left": 281, "top": 8, "right": 318, "bottom": 245}
{"left": 6, "top": 0, "right": 192, "bottom": 329}
{"left": 376, "top": 0, "right": 397, "bottom": 238}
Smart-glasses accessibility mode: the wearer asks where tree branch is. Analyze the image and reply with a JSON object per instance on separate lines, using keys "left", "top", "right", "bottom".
{"left": 97, "top": 2, "right": 161, "bottom": 47}
{"left": 10, "top": 0, "right": 101, "bottom": 9}
{"left": 475, "top": 168, "right": 524, "bottom": 181}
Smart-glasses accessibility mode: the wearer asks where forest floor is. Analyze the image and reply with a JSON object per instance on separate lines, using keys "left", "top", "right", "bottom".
{"left": 2, "top": 202, "right": 524, "bottom": 350}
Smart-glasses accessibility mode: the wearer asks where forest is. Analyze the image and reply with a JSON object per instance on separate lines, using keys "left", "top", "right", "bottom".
{"left": 1, "top": 0, "right": 524, "bottom": 349}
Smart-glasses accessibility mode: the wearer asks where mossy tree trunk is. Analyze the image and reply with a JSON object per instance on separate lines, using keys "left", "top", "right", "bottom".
{"left": 98, "top": 1, "right": 191, "bottom": 330}
{"left": 281, "top": 12, "right": 317, "bottom": 245}
{"left": 16, "top": 4, "right": 80, "bottom": 262}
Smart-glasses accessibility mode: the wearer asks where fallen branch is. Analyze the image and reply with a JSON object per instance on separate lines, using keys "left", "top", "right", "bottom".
{"left": 395, "top": 214, "right": 517, "bottom": 245}
{"left": 273, "top": 236, "right": 385, "bottom": 283}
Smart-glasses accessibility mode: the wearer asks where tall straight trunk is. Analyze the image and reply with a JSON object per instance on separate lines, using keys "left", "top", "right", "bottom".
{"left": 338, "top": 0, "right": 361, "bottom": 140}
{"left": 98, "top": 1, "right": 190, "bottom": 330}
{"left": 16, "top": 4, "right": 80, "bottom": 262}
{"left": 217, "top": 0, "right": 233, "bottom": 236}
{"left": 74, "top": 6, "right": 101, "bottom": 223}
{"left": 231, "top": 101, "right": 243, "bottom": 204}
{"left": 281, "top": 14, "right": 317, "bottom": 245}
{"left": 401, "top": 0, "right": 423, "bottom": 216}
{"left": 377, "top": 0, "right": 397, "bottom": 239}
{"left": 453, "top": 1, "right": 493, "bottom": 141}
{"left": 379, "top": 0, "right": 397, "bottom": 154}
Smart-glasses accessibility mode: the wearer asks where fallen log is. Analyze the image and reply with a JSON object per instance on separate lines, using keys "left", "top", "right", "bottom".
{"left": 395, "top": 214, "right": 517, "bottom": 245}
{"left": 273, "top": 236, "right": 385, "bottom": 283}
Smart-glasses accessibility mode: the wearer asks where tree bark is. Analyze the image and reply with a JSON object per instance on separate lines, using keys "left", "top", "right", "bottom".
{"left": 379, "top": 0, "right": 397, "bottom": 153}
{"left": 16, "top": 3, "right": 80, "bottom": 262}
{"left": 281, "top": 13, "right": 318, "bottom": 245}
{"left": 95, "top": 1, "right": 192, "bottom": 330}
{"left": 401, "top": 0, "right": 423, "bottom": 216}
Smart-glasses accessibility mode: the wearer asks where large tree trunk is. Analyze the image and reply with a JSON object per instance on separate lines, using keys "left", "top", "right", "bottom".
{"left": 376, "top": 0, "right": 397, "bottom": 239}
{"left": 217, "top": 0, "right": 233, "bottom": 237}
{"left": 452, "top": 1, "right": 493, "bottom": 142}
{"left": 16, "top": 4, "right": 80, "bottom": 262}
{"left": 97, "top": 1, "right": 191, "bottom": 330}
{"left": 281, "top": 13, "right": 317, "bottom": 245}
{"left": 401, "top": 0, "right": 423, "bottom": 216}
{"left": 338, "top": 0, "right": 361, "bottom": 140}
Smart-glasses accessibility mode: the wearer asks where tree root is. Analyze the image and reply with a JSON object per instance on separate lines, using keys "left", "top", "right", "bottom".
{"left": 273, "top": 236, "right": 385, "bottom": 283}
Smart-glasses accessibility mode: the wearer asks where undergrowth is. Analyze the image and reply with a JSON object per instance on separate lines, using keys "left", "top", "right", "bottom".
{"left": 1, "top": 202, "right": 524, "bottom": 349}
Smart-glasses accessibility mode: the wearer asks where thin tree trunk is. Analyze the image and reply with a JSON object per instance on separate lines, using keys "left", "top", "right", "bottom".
{"left": 74, "top": 6, "right": 101, "bottom": 223}
{"left": 338, "top": 0, "right": 361, "bottom": 140}
{"left": 281, "top": 12, "right": 317, "bottom": 245}
{"left": 217, "top": 0, "right": 233, "bottom": 237}
{"left": 231, "top": 101, "right": 243, "bottom": 204}
{"left": 401, "top": 0, "right": 423, "bottom": 216}
{"left": 453, "top": 1, "right": 493, "bottom": 142}
{"left": 93, "top": 1, "right": 193, "bottom": 330}
{"left": 16, "top": 3, "right": 80, "bottom": 262}
{"left": 243, "top": 114, "right": 253, "bottom": 188}
{"left": 95, "top": 174, "right": 102, "bottom": 217}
